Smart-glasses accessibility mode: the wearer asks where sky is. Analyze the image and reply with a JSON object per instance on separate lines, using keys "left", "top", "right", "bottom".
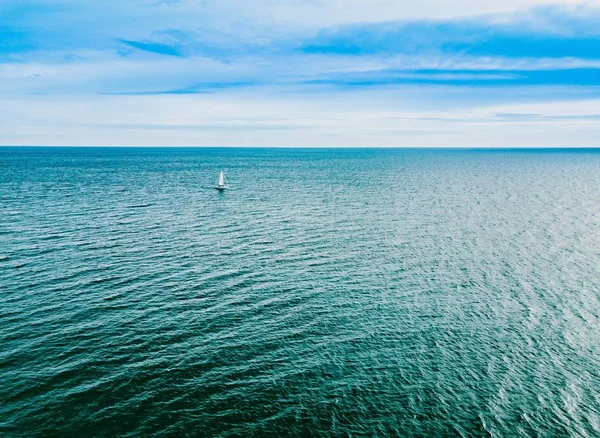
{"left": 1, "top": 0, "right": 600, "bottom": 147}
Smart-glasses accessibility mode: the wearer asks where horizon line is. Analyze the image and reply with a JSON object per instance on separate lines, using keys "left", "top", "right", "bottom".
{"left": 1, "top": 145, "right": 600, "bottom": 150}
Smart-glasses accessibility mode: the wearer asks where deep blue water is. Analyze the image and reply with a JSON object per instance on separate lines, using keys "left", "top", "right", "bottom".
{"left": 1, "top": 147, "right": 600, "bottom": 437}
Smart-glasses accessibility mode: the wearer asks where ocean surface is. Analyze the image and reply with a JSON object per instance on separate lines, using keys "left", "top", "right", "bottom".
{"left": 1, "top": 147, "right": 600, "bottom": 437}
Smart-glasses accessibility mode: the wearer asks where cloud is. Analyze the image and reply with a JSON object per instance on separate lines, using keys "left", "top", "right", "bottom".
{"left": 2, "top": 86, "right": 600, "bottom": 146}
{"left": 301, "top": 5, "right": 600, "bottom": 58}
{"left": 101, "top": 80, "right": 255, "bottom": 95}
{"left": 3, "top": 1, "right": 599, "bottom": 56}
{"left": 300, "top": 67, "right": 600, "bottom": 87}
{"left": 493, "top": 112, "right": 600, "bottom": 121}
{"left": 1, "top": 0, "right": 600, "bottom": 146}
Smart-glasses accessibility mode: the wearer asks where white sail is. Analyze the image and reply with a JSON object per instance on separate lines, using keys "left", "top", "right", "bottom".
{"left": 218, "top": 171, "right": 224, "bottom": 187}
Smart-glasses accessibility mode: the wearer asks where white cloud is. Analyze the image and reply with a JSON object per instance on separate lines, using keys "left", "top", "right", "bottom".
{"left": 145, "top": 0, "right": 599, "bottom": 29}
{"left": 6, "top": 0, "right": 599, "bottom": 53}
{"left": 3, "top": 48, "right": 600, "bottom": 99}
{"left": 2, "top": 87, "right": 599, "bottom": 147}
{"left": 2, "top": 0, "right": 600, "bottom": 146}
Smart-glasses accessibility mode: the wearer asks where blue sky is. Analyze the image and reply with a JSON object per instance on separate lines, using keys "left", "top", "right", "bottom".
{"left": 1, "top": 0, "right": 600, "bottom": 146}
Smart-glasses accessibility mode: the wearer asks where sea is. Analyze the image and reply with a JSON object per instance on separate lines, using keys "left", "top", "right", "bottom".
{"left": 1, "top": 147, "right": 599, "bottom": 437}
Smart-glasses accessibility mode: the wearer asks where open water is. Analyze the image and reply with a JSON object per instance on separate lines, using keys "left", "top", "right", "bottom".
{"left": 1, "top": 147, "right": 599, "bottom": 437}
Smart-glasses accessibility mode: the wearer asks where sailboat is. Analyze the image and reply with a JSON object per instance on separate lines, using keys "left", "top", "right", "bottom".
{"left": 216, "top": 170, "right": 226, "bottom": 191}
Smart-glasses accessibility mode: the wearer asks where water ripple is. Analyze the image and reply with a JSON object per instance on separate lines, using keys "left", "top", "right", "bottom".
{"left": 1, "top": 148, "right": 600, "bottom": 437}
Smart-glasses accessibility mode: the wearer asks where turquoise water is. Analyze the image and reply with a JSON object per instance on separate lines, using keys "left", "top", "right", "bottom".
{"left": 1, "top": 147, "right": 600, "bottom": 437}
